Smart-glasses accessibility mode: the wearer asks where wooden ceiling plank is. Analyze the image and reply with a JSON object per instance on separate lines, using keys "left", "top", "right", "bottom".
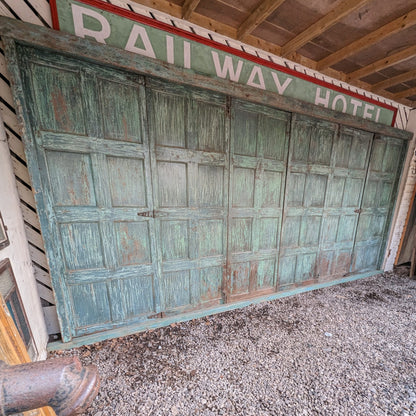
{"left": 281, "top": 0, "right": 372, "bottom": 57}
{"left": 182, "top": 0, "right": 201, "bottom": 20}
{"left": 237, "top": 0, "right": 286, "bottom": 41}
{"left": 347, "top": 45, "right": 416, "bottom": 81}
{"left": 124, "top": 1, "right": 413, "bottom": 105}
{"left": 130, "top": 0, "right": 282, "bottom": 54}
{"left": 317, "top": 9, "right": 416, "bottom": 71}
{"left": 393, "top": 86, "right": 416, "bottom": 100}
{"left": 371, "top": 68, "right": 416, "bottom": 92}
{"left": 130, "top": 0, "right": 183, "bottom": 19}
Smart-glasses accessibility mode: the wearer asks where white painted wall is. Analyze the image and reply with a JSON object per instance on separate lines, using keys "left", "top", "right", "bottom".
{"left": 384, "top": 109, "right": 416, "bottom": 271}
{"left": 0, "top": 113, "right": 48, "bottom": 360}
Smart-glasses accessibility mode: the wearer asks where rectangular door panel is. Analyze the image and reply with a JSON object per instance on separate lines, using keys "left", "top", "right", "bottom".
{"left": 280, "top": 115, "right": 337, "bottom": 287}
{"left": 228, "top": 100, "right": 290, "bottom": 300}
{"left": 317, "top": 126, "right": 373, "bottom": 280}
{"left": 18, "top": 47, "right": 160, "bottom": 340}
{"left": 352, "top": 136, "right": 406, "bottom": 272}
{"left": 148, "top": 79, "right": 229, "bottom": 312}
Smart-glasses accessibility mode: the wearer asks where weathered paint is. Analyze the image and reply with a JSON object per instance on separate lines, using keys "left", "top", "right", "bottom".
{"left": 2, "top": 20, "right": 409, "bottom": 343}
{"left": 50, "top": 0, "right": 397, "bottom": 126}
{"left": 352, "top": 135, "right": 407, "bottom": 272}
{"left": 227, "top": 99, "right": 290, "bottom": 300}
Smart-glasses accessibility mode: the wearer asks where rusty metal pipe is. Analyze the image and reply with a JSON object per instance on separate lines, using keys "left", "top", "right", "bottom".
{"left": 0, "top": 356, "right": 99, "bottom": 416}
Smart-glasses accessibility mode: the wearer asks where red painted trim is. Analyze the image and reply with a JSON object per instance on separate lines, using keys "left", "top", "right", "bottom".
{"left": 50, "top": 0, "right": 398, "bottom": 125}
{"left": 50, "top": 0, "right": 60, "bottom": 30}
{"left": 391, "top": 110, "right": 398, "bottom": 127}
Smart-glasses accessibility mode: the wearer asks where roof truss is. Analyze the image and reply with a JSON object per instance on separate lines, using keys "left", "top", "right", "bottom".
{"left": 130, "top": 0, "right": 416, "bottom": 107}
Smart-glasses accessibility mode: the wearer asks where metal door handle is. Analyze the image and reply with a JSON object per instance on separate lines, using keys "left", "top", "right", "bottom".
{"left": 354, "top": 208, "right": 362, "bottom": 214}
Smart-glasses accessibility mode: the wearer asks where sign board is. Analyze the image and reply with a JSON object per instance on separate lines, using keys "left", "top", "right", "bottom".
{"left": 50, "top": 0, "right": 397, "bottom": 126}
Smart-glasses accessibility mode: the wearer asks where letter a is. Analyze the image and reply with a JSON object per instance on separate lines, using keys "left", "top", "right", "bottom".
{"left": 125, "top": 25, "right": 156, "bottom": 58}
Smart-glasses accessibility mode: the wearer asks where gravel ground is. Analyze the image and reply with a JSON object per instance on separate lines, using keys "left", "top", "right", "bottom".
{"left": 52, "top": 267, "right": 416, "bottom": 415}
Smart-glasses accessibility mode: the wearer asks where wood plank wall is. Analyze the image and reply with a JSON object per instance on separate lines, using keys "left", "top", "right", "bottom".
{"left": 0, "top": 0, "right": 411, "bottom": 335}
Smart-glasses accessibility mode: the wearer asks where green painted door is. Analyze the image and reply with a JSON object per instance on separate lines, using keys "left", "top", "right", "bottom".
{"left": 317, "top": 126, "right": 373, "bottom": 280}
{"left": 14, "top": 45, "right": 406, "bottom": 342}
{"left": 18, "top": 48, "right": 161, "bottom": 341}
{"left": 279, "top": 116, "right": 373, "bottom": 286}
{"left": 352, "top": 135, "right": 406, "bottom": 272}
{"left": 227, "top": 100, "right": 290, "bottom": 300}
{"left": 147, "top": 79, "right": 229, "bottom": 313}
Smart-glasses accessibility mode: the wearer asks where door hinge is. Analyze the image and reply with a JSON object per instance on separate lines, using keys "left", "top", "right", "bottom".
{"left": 137, "top": 210, "right": 155, "bottom": 218}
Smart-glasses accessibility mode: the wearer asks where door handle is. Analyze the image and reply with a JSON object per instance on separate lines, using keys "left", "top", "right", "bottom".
{"left": 354, "top": 208, "right": 362, "bottom": 214}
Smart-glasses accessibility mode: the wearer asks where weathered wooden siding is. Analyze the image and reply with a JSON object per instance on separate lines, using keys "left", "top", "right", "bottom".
{"left": 0, "top": 0, "right": 412, "bottom": 337}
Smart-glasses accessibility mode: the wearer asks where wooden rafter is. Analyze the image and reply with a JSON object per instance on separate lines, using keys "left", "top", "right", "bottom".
{"left": 182, "top": 0, "right": 201, "bottom": 20}
{"left": 393, "top": 86, "right": 416, "bottom": 100}
{"left": 347, "top": 45, "right": 416, "bottom": 81}
{"left": 129, "top": 0, "right": 414, "bottom": 104}
{"left": 317, "top": 9, "right": 416, "bottom": 71}
{"left": 371, "top": 69, "right": 416, "bottom": 92}
{"left": 237, "top": 0, "right": 286, "bottom": 41}
{"left": 281, "top": 0, "right": 371, "bottom": 57}
{"left": 130, "top": 0, "right": 283, "bottom": 55}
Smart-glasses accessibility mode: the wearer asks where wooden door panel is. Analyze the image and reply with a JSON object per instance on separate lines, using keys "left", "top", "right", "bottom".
{"left": 280, "top": 115, "right": 337, "bottom": 286}
{"left": 197, "top": 165, "right": 225, "bottom": 207}
{"left": 317, "top": 126, "right": 372, "bottom": 279}
{"left": 160, "top": 220, "right": 189, "bottom": 261}
{"left": 191, "top": 100, "right": 226, "bottom": 153}
{"left": 109, "top": 275, "right": 155, "bottom": 321}
{"left": 70, "top": 282, "right": 111, "bottom": 330}
{"left": 98, "top": 78, "right": 142, "bottom": 143}
{"left": 115, "top": 221, "right": 152, "bottom": 265}
{"left": 148, "top": 79, "right": 229, "bottom": 311}
{"left": 229, "top": 100, "right": 290, "bottom": 299}
{"left": 18, "top": 48, "right": 161, "bottom": 340}
{"left": 107, "top": 156, "right": 147, "bottom": 207}
{"left": 45, "top": 151, "right": 96, "bottom": 207}
{"left": 59, "top": 222, "right": 105, "bottom": 271}
{"left": 30, "top": 64, "right": 86, "bottom": 135}
{"left": 157, "top": 161, "right": 188, "bottom": 208}
{"left": 352, "top": 136, "right": 406, "bottom": 272}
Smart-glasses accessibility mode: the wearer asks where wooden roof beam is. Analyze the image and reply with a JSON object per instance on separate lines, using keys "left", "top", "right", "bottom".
{"left": 317, "top": 9, "right": 416, "bottom": 70}
{"left": 182, "top": 0, "right": 201, "bottom": 20}
{"left": 347, "top": 45, "right": 416, "bottom": 81}
{"left": 393, "top": 86, "right": 416, "bottom": 100}
{"left": 371, "top": 69, "right": 416, "bottom": 92}
{"left": 237, "top": 0, "right": 286, "bottom": 41}
{"left": 281, "top": 0, "right": 372, "bottom": 57}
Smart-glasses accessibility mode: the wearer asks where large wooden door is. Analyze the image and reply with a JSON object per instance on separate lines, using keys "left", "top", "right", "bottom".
{"left": 279, "top": 116, "right": 373, "bottom": 286}
{"left": 19, "top": 48, "right": 161, "bottom": 340}
{"left": 317, "top": 126, "right": 373, "bottom": 280}
{"left": 352, "top": 135, "right": 406, "bottom": 272}
{"left": 147, "top": 79, "right": 229, "bottom": 313}
{"left": 227, "top": 100, "right": 290, "bottom": 300}
{"left": 13, "top": 45, "right": 407, "bottom": 342}
{"left": 279, "top": 115, "right": 338, "bottom": 286}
